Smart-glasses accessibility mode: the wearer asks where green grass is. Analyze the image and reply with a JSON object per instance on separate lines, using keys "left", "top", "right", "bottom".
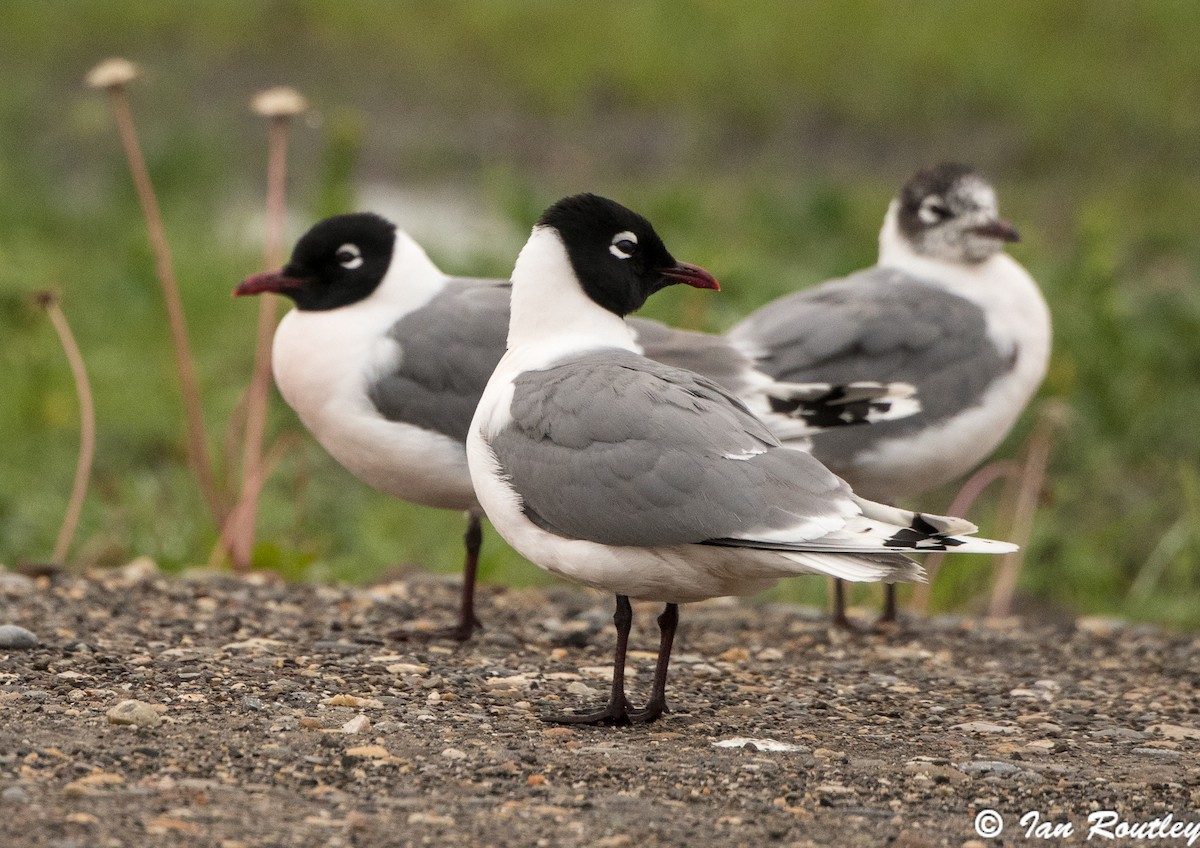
{"left": 2, "top": 1, "right": 1199, "bottom": 627}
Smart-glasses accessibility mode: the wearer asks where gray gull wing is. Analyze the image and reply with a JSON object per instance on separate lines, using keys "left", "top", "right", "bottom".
{"left": 489, "top": 350, "right": 863, "bottom": 548}
{"left": 368, "top": 279, "right": 510, "bottom": 443}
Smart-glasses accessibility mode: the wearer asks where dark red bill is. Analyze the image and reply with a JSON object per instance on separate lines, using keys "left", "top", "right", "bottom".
{"left": 970, "top": 219, "right": 1021, "bottom": 243}
{"left": 232, "top": 270, "right": 310, "bottom": 297}
{"left": 659, "top": 261, "right": 720, "bottom": 291}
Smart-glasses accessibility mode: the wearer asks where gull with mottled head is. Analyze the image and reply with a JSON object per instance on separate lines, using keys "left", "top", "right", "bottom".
{"left": 729, "top": 164, "right": 1051, "bottom": 626}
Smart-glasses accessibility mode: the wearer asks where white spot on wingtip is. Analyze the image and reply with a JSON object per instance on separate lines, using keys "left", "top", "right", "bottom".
{"left": 722, "top": 448, "right": 768, "bottom": 462}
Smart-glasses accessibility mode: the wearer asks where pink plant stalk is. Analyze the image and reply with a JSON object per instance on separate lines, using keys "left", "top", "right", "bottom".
{"left": 987, "top": 402, "right": 1068, "bottom": 618}
{"left": 36, "top": 292, "right": 96, "bottom": 565}
{"left": 225, "top": 87, "right": 308, "bottom": 572}
{"left": 86, "top": 58, "right": 226, "bottom": 527}
{"left": 210, "top": 433, "right": 302, "bottom": 571}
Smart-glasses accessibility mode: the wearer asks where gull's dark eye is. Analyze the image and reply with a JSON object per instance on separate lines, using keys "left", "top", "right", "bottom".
{"left": 609, "top": 230, "right": 638, "bottom": 259}
{"left": 918, "top": 196, "right": 952, "bottom": 225}
{"left": 336, "top": 243, "right": 364, "bottom": 270}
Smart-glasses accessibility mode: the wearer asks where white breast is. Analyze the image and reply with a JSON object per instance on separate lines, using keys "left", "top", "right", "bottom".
{"left": 844, "top": 249, "right": 1052, "bottom": 500}
{"left": 270, "top": 241, "right": 479, "bottom": 511}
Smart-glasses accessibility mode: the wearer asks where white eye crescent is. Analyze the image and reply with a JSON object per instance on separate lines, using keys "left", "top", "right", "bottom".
{"left": 918, "top": 196, "right": 951, "bottom": 225}
{"left": 336, "top": 243, "right": 364, "bottom": 269}
{"left": 609, "top": 231, "right": 638, "bottom": 259}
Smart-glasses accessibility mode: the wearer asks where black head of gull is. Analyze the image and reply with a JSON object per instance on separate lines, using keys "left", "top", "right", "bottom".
{"left": 895, "top": 163, "right": 1020, "bottom": 264}
{"left": 537, "top": 193, "right": 718, "bottom": 318}
{"left": 234, "top": 213, "right": 397, "bottom": 311}
{"left": 468, "top": 194, "right": 1021, "bottom": 726}
{"left": 228, "top": 202, "right": 921, "bottom": 647}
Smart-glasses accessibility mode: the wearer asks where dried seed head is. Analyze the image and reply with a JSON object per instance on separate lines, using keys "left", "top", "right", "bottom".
{"left": 251, "top": 87, "right": 308, "bottom": 118}
{"left": 86, "top": 57, "right": 139, "bottom": 89}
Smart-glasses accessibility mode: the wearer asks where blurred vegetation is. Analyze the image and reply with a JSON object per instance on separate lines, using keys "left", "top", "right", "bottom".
{"left": 1, "top": 1, "right": 1198, "bottom": 626}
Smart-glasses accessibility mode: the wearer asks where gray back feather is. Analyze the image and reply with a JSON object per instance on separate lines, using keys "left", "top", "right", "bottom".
{"left": 731, "top": 268, "right": 1014, "bottom": 455}
{"left": 367, "top": 279, "right": 772, "bottom": 446}
{"left": 629, "top": 317, "right": 759, "bottom": 397}
{"left": 367, "top": 279, "right": 510, "bottom": 442}
{"left": 489, "top": 350, "right": 852, "bottom": 547}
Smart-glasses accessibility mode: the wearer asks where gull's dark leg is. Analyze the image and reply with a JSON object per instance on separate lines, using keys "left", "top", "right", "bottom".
{"left": 629, "top": 603, "right": 678, "bottom": 724}
{"left": 832, "top": 578, "right": 854, "bottom": 630}
{"left": 391, "top": 511, "right": 483, "bottom": 642}
{"left": 878, "top": 584, "right": 898, "bottom": 625}
{"left": 455, "top": 511, "right": 485, "bottom": 634}
{"left": 543, "top": 595, "right": 634, "bottom": 725}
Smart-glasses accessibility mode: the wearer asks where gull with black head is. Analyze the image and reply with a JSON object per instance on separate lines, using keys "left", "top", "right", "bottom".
{"left": 235, "top": 211, "right": 918, "bottom": 640}
{"left": 728, "top": 163, "right": 1051, "bottom": 627}
{"left": 467, "top": 193, "right": 1017, "bottom": 725}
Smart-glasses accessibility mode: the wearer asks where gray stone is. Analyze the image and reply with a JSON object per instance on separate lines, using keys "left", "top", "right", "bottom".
{"left": 957, "top": 760, "right": 1021, "bottom": 775}
{"left": 1132, "top": 747, "right": 1181, "bottom": 759}
{"left": 1, "top": 785, "right": 29, "bottom": 804}
{"left": 902, "top": 762, "right": 968, "bottom": 784}
{"left": 951, "top": 721, "right": 1019, "bottom": 735}
{"left": 0, "top": 625, "right": 38, "bottom": 649}
{"left": 1090, "top": 727, "right": 1145, "bottom": 740}
{"left": 106, "top": 699, "right": 164, "bottom": 728}
{"left": 0, "top": 573, "right": 35, "bottom": 596}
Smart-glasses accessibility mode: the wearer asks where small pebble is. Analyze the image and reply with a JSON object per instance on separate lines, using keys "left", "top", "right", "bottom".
{"left": 0, "top": 573, "right": 35, "bottom": 596}
{"left": 0, "top": 625, "right": 38, "bottom": 649}
{"left": 117, "top": 556, "right": 159, "bottom": 581}
{"left": 957, "top": 760, "right": 1020, "bottom": 775}
{"left": 106, "top": 699, "right": 163, "bottom": 728}
{"left": 951, "top": 721, "right": 1019, "bottom": 735}
{"left": 1132, "top": 747, "right": 1181, "bottom": 758}
{"left": 313, "top": 641, "right": 364, "bottom": 654}
{"left": 1149, "top": 723, "right": 1200, "bottom": 740}
{"left": 1, "top": 785, "right": 29, "bottom": 804}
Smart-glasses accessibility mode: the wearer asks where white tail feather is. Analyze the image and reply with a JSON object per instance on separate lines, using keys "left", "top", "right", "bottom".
{"left": 723, "top": 495, "right": 1017, "bottom": 556}
{"left": 780, "top": 551, "right": 926, "bottom": 584}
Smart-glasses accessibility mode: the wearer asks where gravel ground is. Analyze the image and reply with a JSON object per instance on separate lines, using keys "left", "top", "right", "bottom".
{"left": 1, "top": 562, "right": 1198, "bottom": 847}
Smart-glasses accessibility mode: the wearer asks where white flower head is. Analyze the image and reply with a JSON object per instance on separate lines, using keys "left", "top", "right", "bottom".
{"left": 251, "top": 87, "right": 308, "bottom": 118}
{"left": 86, "top": 57, "right": 139, "bottom": 89}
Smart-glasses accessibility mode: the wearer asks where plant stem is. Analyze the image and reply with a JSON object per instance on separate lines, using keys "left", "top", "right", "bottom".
{"left": 104, "top": 84, "right": 226, "bottom": 527}
{"left": 987, "top": 404, "right": 1064, "bottom": 618}
{"left": 37, "top": 293, "right": 96, "bottom": 565}
{"left": 228, "top": 114, "right": 291, "bottom": 571}
{"left": 210, "top": 434, "right": 298, "bottom": 570}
